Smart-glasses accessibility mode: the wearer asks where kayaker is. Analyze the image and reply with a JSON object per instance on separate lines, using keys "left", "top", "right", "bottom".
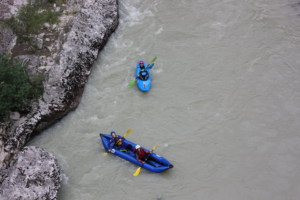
{"left": 137, "top": 61, "right": 155, "bottom": 80}
{"left": 133, "top": 145, "right": 163, "bottom": 167}
{"left": 108, "top": 131, "right": 130, "bottom": 153}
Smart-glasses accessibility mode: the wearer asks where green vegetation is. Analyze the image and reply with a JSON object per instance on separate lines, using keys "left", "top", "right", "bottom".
{"left": 63, "top": 24, "right": 70, "bottom": 33}
{"left": 3, "top": 0, "right": 61, "bottom": 44}
{"left": 5, "top": 53, "right": 12, "bottom": 59}
{"left": 0, "top": 54, "right": 47, "bottom": 117}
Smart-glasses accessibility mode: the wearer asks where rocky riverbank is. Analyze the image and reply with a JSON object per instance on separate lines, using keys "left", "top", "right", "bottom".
{"left": 0, "top": 0, "right": 118, "bottom": 199}
{"left": 0, "top": 146, "right": 62, "bottom": 199}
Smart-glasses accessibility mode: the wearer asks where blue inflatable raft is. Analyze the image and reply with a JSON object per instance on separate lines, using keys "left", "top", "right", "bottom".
{"left": 136, "top": 60, "right": 151, "bottom": 91}
{"left": 99, "top": 133, "right": 173, "bottom": 173}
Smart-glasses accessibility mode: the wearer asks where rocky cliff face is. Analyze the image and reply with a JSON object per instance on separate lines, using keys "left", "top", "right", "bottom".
{"left": 0, "top": 0, "right": 118, "bottom": 198}
{"left": 1, "top": 0, "right": 118, "bottom": 166}
{"left": 0, "top": 146, "right": 62, "bottom": 200}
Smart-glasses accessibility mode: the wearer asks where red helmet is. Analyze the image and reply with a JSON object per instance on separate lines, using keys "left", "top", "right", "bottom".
{"left": 140, "top": 61, "right": 143, "bottom": 64}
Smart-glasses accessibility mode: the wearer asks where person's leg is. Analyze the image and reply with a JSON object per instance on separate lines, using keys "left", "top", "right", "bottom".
{"left": 148, "top": 156, "right": 163, "bottom": 165}
{"left": 126, "top": 144, "right": 132, "bottom": 150}
{"left": 145, "top": 160, "right": 157, "bottom": 167}
{"left": 119, "top": 144, "right": 128, "bottom": 153}
{"left": 120, "top": 149, "right": 127, "bottom": 153}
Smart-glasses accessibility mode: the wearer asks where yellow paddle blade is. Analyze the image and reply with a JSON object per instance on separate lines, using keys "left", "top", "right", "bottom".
{"left": 152, "top": 142, "right": 159, "bottom": 151}
{"left": 123, "top": 128, "right": 132, "bottom": 138}
{"left": 103, "top": 152, "right": 108, "bottom": 156}
{"left": 133, "top": 167, "right": 141, "bottom": 176}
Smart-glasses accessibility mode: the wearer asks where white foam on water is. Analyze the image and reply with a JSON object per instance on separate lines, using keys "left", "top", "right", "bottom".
{"left": 89, "top": 115, "right": 98, "bottom": 121}
{"left": 61, "top": 173, "right": 69, "bottom": 185}
{"left": 155, "top": 27, "right": 163, "bottom": 35}
{"left": 120, "top": 1, "right": 154, "bottom": 27}
{"left": 153, "top": 68, "right": 164, "bottom": 74}
{"left": 211, "top": 22, "right": 227, "bottom": 29}
{"left": 137, "top": 51, "right": 145, "bottom": 56}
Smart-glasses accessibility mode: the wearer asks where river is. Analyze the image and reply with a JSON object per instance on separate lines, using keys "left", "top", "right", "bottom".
{"left": 28, "top": 0, "right": 300, "bottom": 199}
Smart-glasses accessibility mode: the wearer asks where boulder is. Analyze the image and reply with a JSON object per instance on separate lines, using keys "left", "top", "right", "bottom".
{"left": 0, "top": 146, "right": 62, "bottom": 200}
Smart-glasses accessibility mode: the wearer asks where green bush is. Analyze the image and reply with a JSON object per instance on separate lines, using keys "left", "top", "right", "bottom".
{"left": 0, "top": 54, "right": 46, "bottom": 117}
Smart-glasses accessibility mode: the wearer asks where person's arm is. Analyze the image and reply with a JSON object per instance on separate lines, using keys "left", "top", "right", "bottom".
{"left": 147, "top": 61, "right": 155, "bottom": 70}
{"left": 145, "top": 149, "right": 152, "bottom": 154}
{"left": 119, "top": 135, "right": 125, "bottom": 141}
{"left": 108, "top": 139, "right": 114, "bottom": 152}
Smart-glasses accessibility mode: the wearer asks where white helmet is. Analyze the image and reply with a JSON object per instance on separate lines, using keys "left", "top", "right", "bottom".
{"left": 135, "top": 145, "right": 140, "bottom": 149}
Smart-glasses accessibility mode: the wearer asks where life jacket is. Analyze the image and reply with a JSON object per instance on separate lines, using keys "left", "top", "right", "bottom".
{"left": 113, "top": 136, "right": 122, "bottom": 146}
{"left": 140, "top": 65, "right": 145, "bottom": 71}
{"left": 134, "top": 148, "right": 147, "bottom": 159}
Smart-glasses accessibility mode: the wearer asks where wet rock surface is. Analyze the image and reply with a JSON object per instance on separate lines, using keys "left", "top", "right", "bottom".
{"left": 0, "top": 146, "right": 62, "bottom": 200}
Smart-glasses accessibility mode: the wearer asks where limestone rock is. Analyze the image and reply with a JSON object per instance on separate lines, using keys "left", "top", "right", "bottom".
{"left": 17, "top": 55, "right": 40, "bottom": 74}
{"left": 0, "top": 0, "right": 29, "bottom": 19}
{"left": 38, "top": 32, "right": 45, "bottom": 38}
{"left": 47, "top": 57, "right": 53, "bottom": 62}
{"left": 32, "top": 37, "right": 43, "bottom": 49}
{"left": 52, "top": 24, "right": 57, "bottom": 30}
{"left": 47, "top": 46, "right": 53, "bottom": 52}
{"left": 0, "top": 25, "right": 17, "bottom": 54}
{"left": 44, "top": 22, "right": 51, "bottom": 28}
{"left": 0, "top": 146, "right": 62, "bottom": 200}
{"left": 10, "top": 112, "right": 20, "bottom": 121}
{"left": 39, "top": 55, "right": 46, "bottom": 60}
{"left": 38, "top": 66, "right": 52, "bottom": 72}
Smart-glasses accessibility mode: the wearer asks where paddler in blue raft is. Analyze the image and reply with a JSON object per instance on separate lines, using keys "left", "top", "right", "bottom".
{"left": 133, "top": 145, "right": 165, "bottom": 167}
{"left": 108, "top": 131, "right": 131, "bottom": 153}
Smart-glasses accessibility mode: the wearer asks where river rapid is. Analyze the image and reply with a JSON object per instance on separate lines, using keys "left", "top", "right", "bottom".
{"left": 28, "top": 0, "right": 300, "bottom": 199}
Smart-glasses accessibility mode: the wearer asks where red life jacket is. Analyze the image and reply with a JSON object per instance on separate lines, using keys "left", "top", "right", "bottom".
{"left": 133, "top": 148, "right": 147, "bottom": 159}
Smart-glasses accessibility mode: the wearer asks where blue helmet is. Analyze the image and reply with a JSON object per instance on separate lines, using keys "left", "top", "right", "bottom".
{"left": 111, "top": 131, "right": 115, "bottom": 135}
